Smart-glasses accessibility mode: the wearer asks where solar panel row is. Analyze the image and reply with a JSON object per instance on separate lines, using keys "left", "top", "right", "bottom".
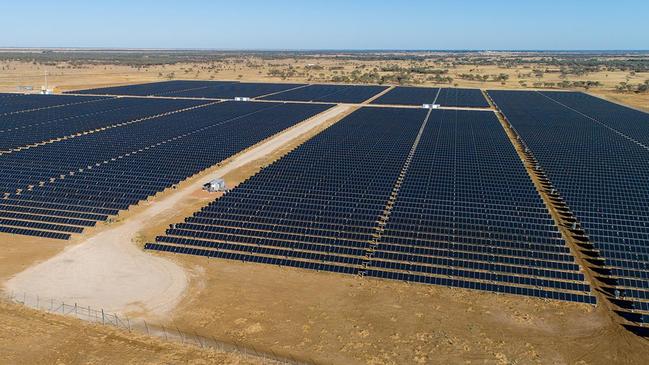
{"left": 368, "top": 109, "right": 594, "bottom": 302}
{"left": 260, "top": 84, "right": 389, "bottom": 103}
{"left": 0, "top": 93, "right": 108, "bottom": 114}
{"left": 371, "top": 87, "right": 488, "bottom": 108}
{"left": 488, "top": 90, "right": 649, "bottom": 322}
{"left": 70, "top": 81, "right": 394, "bottom": 103}
{"left": 435, "top": 88, "right": 490, "bottom": 108}
{"left": 69, "top": 80, "right": 235, "bottom": 97}
{"left": 164, "top": 82, "right": 305, "bottom": 99}
{"left": 147, "top": 107, "right": 594, "bottom": 303}
{"left": 146, "top": 107, "right": 426, "bottom": 273}
{"left": 70, "top": 80, "right": 306, "bottom": 99}
{"left": 0, "top": 97, "right": 208, "bottom": 151}
{"left": 0, "top": 100, "right": 332, "bottom": 239}
{"left": 370, "top": 86, "right": 441, "bottom": 106}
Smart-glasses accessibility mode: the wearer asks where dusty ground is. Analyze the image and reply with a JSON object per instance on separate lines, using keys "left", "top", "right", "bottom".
{"left": 0, "top": 235, "right": 69, "bottom": 283}
{"left": 0, "top": 300, "right": 268, "bottom": 365}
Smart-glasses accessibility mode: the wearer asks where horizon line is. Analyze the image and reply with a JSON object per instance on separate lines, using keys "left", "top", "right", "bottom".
{"left": 0, "top": 47, "right": 648, "bottom": 53}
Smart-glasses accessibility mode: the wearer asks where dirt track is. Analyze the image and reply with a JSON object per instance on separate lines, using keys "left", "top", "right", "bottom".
{"left": 3, "top": 104, "right": 351, "bottom": 318}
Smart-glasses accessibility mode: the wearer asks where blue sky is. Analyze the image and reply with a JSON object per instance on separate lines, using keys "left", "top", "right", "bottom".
{"left": 1, "top": 0, "right": 647, "bottom": 50}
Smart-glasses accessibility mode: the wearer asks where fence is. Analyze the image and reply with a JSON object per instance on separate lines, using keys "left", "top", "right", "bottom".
{"left": 3, "top": 291, "right": 313, "bottom": 365}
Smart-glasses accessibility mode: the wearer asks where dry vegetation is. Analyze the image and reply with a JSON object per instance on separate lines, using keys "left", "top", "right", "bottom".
{"left": 0, "top": 50, "right": 647, "bottom": 111}
{"left": 0, "top": 300, "right": 269, "bottom": 365}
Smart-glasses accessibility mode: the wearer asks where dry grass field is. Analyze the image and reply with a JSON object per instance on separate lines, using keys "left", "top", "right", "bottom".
{"left": 0, "top": 300, "right": 268, "bottom": 365}
{"left": 0, "top": 51, "right": 647, "bottom": 111}
{"left": 2, "top": 51, "right": 649, "bottom": 364}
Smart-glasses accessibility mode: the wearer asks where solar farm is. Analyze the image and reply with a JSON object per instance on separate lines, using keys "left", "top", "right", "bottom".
{"left": 2, "top": 79, "right": 649, "bottom": 362}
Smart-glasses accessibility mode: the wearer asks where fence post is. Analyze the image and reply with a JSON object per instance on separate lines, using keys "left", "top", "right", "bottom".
{"left": 194, "top": 332, "right": 203, "bottom": 348}
{"left": 144, "top": 320, "right": 150, "bottom": 335}
{"left": 126, "top": 315, "right": 131, "bottom": 332}
{"left": 176, "top": 326, "right": 183, "bottom": 343}
{"left": 75, "top": 303, "right": 78, "bottom": 316}
{"left": 101, "top": 309, "right": 105, "bottom": 324}
{"left": 62, "top": 301, "right": 65, "bottom": 314}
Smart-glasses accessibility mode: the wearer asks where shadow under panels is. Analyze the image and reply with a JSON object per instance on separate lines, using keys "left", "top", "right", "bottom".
{"left": 489, "top": 89, "right": 649, "bottom": 324}
{"left": 0, "top": 100, "right": 332, "bottom": 240}
{"left": 147, "top": 106, "right": 595, "bottom": 304}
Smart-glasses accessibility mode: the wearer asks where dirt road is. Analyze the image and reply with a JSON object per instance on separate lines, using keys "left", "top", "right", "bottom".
{"left": 3, "top": 104, "right": 351, "bottom": 318}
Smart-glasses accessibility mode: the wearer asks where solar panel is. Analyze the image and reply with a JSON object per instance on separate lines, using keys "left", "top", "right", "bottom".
{"left": 0, "top": 93, "right": 108, "bottom": 114}
{"left": 370, "top": 86, "right": 440, "bottom": 106}
{"left": 69, "top": 80, "right": 306, "bottom": 99}
{"left": 489, "top": 89, "right": 649, "bottom": 322}
{"left": 147, "top": 107, "right": 427, "bottom": 273}
{"left": 260, "top": 84, "right": 388, "bottom": 103}
{"left": 435, "top": 88, "right": 489, "bottom": 108}
{"left": 68, "top": 80, "right": 234, "bottom": 96}
{"left": 0, "top": 100, "right": 332, "bottom": 239}
{"left": 146, "top": 106, "right": 594, "bottom": 303}
{"left": 0, "top": 97, "right": 208, "bottom": 151}
{"left": 370, "top": 109, "right": 594, "bottom": 302}
{"left": 165, "top": 82, "right": 305, "bottom": 99}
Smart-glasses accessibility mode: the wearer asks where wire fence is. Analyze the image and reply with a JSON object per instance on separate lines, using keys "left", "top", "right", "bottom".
{"left": 3, "top": 291, "right": 313, "bottom": 365}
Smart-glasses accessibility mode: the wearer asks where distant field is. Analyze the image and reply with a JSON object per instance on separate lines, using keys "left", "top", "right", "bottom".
{"left": 0, "top": 50, "right": 647, "bottom": 111}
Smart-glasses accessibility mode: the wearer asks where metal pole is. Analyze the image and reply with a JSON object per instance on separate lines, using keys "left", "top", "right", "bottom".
{"left": 144, "top": 320, "right": 150, "bottom": 336}
{"left": 101, "top": 309, "right": 105, "bottom": 324}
